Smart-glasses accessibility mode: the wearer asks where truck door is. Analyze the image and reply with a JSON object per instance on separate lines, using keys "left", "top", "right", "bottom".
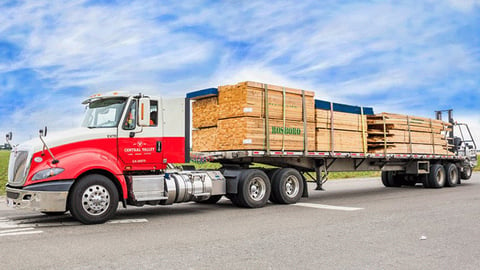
{"left": 117, "top": 98, "right": 166, "bottom": 170}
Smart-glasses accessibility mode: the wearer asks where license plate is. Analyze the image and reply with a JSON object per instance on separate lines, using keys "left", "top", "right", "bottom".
{"left": 6, "top": 198, "right": 14, "bottom": 208}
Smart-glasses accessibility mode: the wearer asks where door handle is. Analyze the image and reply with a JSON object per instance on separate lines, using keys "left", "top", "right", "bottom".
{"left": 156, "top": 141, "right": 162, "bottom": 152}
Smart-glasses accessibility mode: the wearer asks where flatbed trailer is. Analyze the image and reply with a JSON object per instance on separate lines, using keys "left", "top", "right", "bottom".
{"left": 4, "top": 91, "right": 477, "bottom": 224}
{"left": 192, "top": 148, "right": 475, "bottom": 190}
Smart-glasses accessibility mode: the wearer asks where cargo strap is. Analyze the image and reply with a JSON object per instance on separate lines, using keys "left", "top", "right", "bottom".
{"left": 407, "top": 116, "right": 412, "bottom": 154}
{"left": 330, "top": 102, "right": 335, "bottom": 154}
{"left": 444, "top": 122, "right": 448, "bottom": 154}
{"left": 382, "top": 114, "right": 387, "bottom": 155}
{"left": 430, "top": 119, "right": 435, "bottom": 154}
{"left": 264, "top": 84, "right": 270, "bottom": 154}
{"left": 360, "top": 107, "right": 367, "bottom": 154}
{"left": 282, "top": 87, "right": 286, "bottom": 152}
{"left": 302, "top": 90, "right": 308, "bottom": 155}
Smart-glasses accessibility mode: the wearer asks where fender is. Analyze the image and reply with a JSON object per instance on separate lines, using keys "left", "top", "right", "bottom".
{"left": 25, "top": 140, "right": 128, "bottom": 199}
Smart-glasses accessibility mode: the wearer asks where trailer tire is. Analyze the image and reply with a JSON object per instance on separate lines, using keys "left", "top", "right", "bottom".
{"left": 69, "top": 174, "right": 119, "bottom": 224}
{"left": 381, "top": 171, "right": 402, "bottom": 187}
{"left": 196, "top": 195, "right": 222, "bottom": 204}
{"left": 271, "top": 168, "right": 304, "bottom": 204}
{"left": 267, "top": 169, "right": 281, "bottom": 203}
{"left": 233, "top": 169, "right": 271, "bottom": 208}
{"left": 426, "top": 164, "right": 446, "bottom": 188}
{"left": 461, "top": 166, "right": 472, "bottom": 180}
{"left": 444, "top": 163, "right": 459, "bottom": 187}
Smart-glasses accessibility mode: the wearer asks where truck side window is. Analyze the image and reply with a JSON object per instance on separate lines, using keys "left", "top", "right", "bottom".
{"left": 123, "top": 100, "right": 137, "bottom": 130}
{"left": 150, "top": 101, "right": 158, "bottom": 126}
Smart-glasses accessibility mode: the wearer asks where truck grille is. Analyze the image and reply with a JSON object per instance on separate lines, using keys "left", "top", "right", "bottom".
{"left": 9, "top": 151, "right": 29, "bottom": 185}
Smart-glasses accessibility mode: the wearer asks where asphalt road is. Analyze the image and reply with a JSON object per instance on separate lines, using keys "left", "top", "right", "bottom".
{"left": 1, "top": 173, "right": 479, "bottom": 270}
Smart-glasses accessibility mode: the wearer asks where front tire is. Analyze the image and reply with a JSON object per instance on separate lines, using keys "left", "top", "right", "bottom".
{"left": 69, "top": 174, "right": 119, "bottom": 224}
{"left": 461, "top": 166, "right": 472, "bottom": 180}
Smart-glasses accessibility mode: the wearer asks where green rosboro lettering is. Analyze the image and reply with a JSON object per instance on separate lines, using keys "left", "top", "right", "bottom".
{"left": 271, "top": 126, "right": 301, "bottom": 135}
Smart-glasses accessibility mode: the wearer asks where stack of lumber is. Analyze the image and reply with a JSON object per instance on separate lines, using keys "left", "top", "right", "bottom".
{"left": 367, "top": 113, "right": 453, "bottom": 155}
{"left": 192, "top": 81, "right": 315, "bottom": 152}
{"left": 192, "top": 96, "right": 218, "bottom": 128}
{"left": 314, "top": 101, "right": 371, "bottom": 152}
{"left": 217, "top": 81, "right": 315, "bottom": 122}
{"left": 192, "top": 127, "right": 217, "bottom": 152}
{"left": 217, "top": 118, "right": 315, "bottom": 151}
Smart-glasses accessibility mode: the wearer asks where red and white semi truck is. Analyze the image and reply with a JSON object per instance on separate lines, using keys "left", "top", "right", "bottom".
{"left": 5, "top": 90, "right": 478, "bottom": 224}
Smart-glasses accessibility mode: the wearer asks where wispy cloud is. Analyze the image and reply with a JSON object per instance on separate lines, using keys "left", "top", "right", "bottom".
{"left": 0, "top": 0, "right": 479, "bottom": 144}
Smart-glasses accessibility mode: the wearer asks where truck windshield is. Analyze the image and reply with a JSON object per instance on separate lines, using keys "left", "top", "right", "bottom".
{"left": 81, "top": 97, "right": 127, "bottom": 128}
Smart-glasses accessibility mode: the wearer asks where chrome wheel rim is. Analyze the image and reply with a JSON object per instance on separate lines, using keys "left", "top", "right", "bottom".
{"left": 249, "top": 177, "right": 266, "bottom": 201}
{"left": 450, "top": 168, "right": 458, "bottom": 184}
{"left": 436, "top": 170, "right": 444, "bottom": 185}
{"left": 82, "top": 185, "right": 110, "bottom": 216}
{"left": 285, "top": 175, "right": 300, "bottom": 198}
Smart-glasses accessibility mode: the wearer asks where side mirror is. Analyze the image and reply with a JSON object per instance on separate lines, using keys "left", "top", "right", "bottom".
{"left": 138, "top": 97, "right": 151, "bottom": 127}
{"left": 39, "top": 126, "right": 48, "bottom": 137}
{"left": 5, "top": 131, "right": 12, "bottom": 142}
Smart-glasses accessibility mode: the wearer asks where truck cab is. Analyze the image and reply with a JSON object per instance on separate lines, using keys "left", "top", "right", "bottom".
{"left": 6, "top": 92, "right": 227, "bottom": 224}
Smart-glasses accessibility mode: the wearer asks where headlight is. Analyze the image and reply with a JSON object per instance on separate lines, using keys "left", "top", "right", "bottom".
{"left": 32, "top": 168, "right": 65, "bottom": 181}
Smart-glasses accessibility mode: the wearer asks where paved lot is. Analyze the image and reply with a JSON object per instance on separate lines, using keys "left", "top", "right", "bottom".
{"left": 1, "top": 173, "right": 479, "bottom": 270}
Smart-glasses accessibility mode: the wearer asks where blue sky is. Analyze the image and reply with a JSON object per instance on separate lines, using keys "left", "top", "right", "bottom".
{"left": 0, "top": 0, "right": 479, "bottom": 144}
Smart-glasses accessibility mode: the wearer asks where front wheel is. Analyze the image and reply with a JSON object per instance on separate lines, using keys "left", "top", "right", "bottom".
{"left": 461, "top": 166, "right": 473, "bottom": 180}
{"left": 68, "top": 174, "right": 119, "bottom": 224}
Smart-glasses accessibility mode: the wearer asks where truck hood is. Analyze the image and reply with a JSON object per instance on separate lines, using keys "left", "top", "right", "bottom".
{"left": 16, "top": 127, "right": 117, "bottom": 153}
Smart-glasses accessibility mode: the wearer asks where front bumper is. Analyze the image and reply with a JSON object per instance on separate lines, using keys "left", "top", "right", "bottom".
{"left": 5, "top": 180, "right": 74, "bottom": 212}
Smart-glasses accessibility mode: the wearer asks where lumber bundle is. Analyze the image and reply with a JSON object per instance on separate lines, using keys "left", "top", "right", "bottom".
{"left": 218, "top": 81, "right": 315, "bottom": 122}
{"left": 192, "top": 127, "right": 217, "bottom": 152}
{"left": 367, "top": 113, "right": 453, "bottom": 155}
{"left": 314, "top": 100, "right": 371, "bottom": 152}
{"left": 216, "top": 118, "right": 315, "bottom": 151}
{"left": 315, "top": 110, "right": 366, "bottom": 131}
{"left": 315, "top": 129, "right": 365, "bottom": 152}
{"left": 191, "top": 81, "right": 316, "bottom": 152}
{"left": 192, "top": 97, "right": 218, "bottom": 128}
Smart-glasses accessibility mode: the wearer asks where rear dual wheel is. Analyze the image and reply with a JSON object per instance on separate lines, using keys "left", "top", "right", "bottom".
{"left": 444, "top": 163, "right": 459, "bottom": 187}
{"left": 230, "top": 168, "right": 304, "bottom": 208}
{"left": 230, "top": 169, "right": 271, "bottom": 208}
{"left": 381, "top": 171, "right": 403, "bottom": 187}
{"left": 423, "top": 164, "right": 446, "bottom": 188}
{"left": 270, "top": 168, "right": 304, "bottom": 204}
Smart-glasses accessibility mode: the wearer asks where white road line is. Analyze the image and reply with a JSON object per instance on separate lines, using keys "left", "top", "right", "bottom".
{"left": 0, "top": 230, "right": 43, "bottom": 237}
{"left": 0, "top": 220, "right": 30, "bottom": 229}
{"left": 294, "top": 203, "right": 364, "bottom": 211}
{"left": 0, "top": 217, "right": 148, "bottom": 229}
{"left": 0, "top": 227, "right": 35, "bottom": 234}
{"left": 107, "top": 218, "right": 148, "bottom": 224}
